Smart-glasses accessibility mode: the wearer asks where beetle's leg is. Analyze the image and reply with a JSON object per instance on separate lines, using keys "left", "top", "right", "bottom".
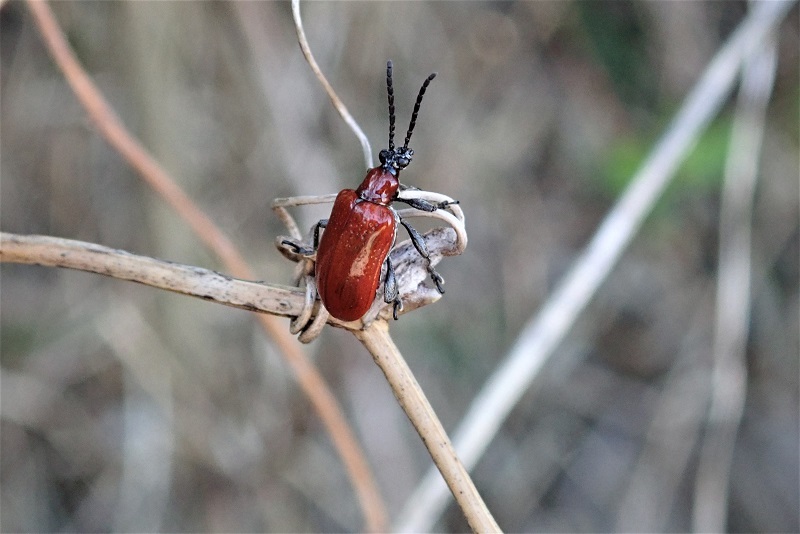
{"left": 399, "top": 218, "right": 446, "bottom": 294}
{"left": 281, "top": 239, "right": 313, "bottom": 256}
{"left": 394, "top": 196, "right": 459, "bottom": 213}
{"left": 281, "top": 219, "right": 328, "bottom": 256}
{"left": 383, "top": 256, "right": 402, "bottom": 320}
{"left": 313, "top": 219, "right": 328, "bottom": 249}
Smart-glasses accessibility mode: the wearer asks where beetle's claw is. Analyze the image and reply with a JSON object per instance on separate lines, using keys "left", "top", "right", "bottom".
{"left": 392, "top": 298, "right": 403, "bottom": 320}
{"left": 428, "top": 266, "right": 445, "bottom": 294}
{"left": 281, "top": 239, "right": 314, "bottom": 256}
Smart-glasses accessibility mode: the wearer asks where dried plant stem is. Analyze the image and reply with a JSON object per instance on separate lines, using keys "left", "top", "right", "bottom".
{"left": 0, "top": 233, "right": 306, "bottom": 317}
{"left": 395, "top": 2, "right": 794, "bottom": 530}
{"left": 693, "top": 26, "right": 778, "bottom": 533}
{"left": 354, "top": 322, "right": 501, "bottom": 533}
{"left": 291, "top": 0, "right": 373, "bottom": 170}
{"left": 25, "top": 1, "right": 388, "bottom": 530}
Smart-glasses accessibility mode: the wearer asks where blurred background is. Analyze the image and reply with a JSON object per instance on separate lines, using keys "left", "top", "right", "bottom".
{"left": 1, "top": 1, "right": 797, "bottom": 532}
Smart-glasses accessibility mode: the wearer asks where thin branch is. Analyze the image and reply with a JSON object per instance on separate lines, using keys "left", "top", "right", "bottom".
{"left": 0, "top": 233, "right": 306, "bottom": 318}
{"left": 1, "top": 230, "right": 457, "bottom": 328}
{"left": 353, "top": 322, "right": 501, "bottom": 534}
{"left": 395, "top": 2, "right": 795, "bottom": 530}
{"left": 25, "top": 1, "right": 388, "bottom": 531}
{"left": 291, "top": 0, "right": 373, "bottom": 170}
{"left": 693, "top": 22, "right": 779, "bottom": 533}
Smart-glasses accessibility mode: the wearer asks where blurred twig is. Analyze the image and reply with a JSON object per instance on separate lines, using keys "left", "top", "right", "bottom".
{"left": 693, "top": 22, "right": 779, "bottom": 533}
{"left": 395, "top": 2, "right": 795, "bottom": 530}
{"left": 26, "top": 0, "right": 241, "bottom": 275}
{"left": 291, "top": 0, "right": 373, "bottom": 170}
{"left": 97, "top": 304, "right": 175, "bottom": 533}
{"left": 24, "top": 1, "right": 388, "bottom": 531}
{"left": 615, "top": 302, "right": 713, "bottom": 531}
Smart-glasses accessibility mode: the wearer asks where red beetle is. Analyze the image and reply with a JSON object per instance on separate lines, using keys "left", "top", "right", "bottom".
{"left": 285, "top": 61, "right": 455, "bottom": 322}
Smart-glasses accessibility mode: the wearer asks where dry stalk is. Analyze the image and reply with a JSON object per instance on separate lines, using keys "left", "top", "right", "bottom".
{"left": 1, "top": 233, "right": 306, "bottom": 317}
{"left": 291, "top": 0, "right": 373, "bottom": 170}
{"left": 693, "top": 23, "right": 778, "bottom": 533}
{"left": 354, "top": 322, "right": 501, "bottom": 533}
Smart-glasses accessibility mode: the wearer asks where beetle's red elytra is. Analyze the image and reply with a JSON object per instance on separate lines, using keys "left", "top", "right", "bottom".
{"left": 315, "top": 185, "right": 396, "bottom": 321}
{"left": 285, "top": 61, "right": 456, "bottom": 322}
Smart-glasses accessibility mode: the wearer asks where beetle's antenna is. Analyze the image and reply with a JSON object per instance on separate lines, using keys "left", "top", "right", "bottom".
{"left": 387, "top": 61, "right": 396, "bottom": 151}
{"left": 403, "top": 72, "right": 436, "bottom": 149}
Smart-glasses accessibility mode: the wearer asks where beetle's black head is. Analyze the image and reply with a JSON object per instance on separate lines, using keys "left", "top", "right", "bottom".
{"left": 383, "top": 60, "right": 435, "bottom": 175}
{"left": 379, "top": 146, "right": 414, "bottom": 175}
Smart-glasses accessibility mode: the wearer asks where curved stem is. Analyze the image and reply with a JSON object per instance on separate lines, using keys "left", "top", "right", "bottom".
{"left": 291, "top": 0, "right": 373, "bottom": 170}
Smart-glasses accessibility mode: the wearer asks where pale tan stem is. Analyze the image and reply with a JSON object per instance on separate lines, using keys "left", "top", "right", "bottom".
{"left": 290, "top": 0, "right": 373, "bottom": 170}
{"left": 354, "top": 322, "right": 501, "bottom": 533}
{"left": 1, "top": 233, "right": 305, "bottom": 316}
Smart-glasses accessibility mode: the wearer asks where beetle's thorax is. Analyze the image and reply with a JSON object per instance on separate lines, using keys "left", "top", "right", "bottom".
{"left": 356, "top": 165, "right": 399, "bottom": 205}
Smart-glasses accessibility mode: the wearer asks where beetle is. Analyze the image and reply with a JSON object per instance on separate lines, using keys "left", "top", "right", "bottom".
{"left": 284, "top": 61, "right": 455, "bottom": 322}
